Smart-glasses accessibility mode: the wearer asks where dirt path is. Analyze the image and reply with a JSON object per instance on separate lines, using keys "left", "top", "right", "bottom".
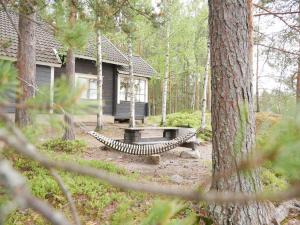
{"left": 78, "top": 123, "right": 212, "bottom": 188}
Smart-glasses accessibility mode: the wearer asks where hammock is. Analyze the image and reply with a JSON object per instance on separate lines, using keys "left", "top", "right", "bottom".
{"left": 87, "top": 128, "right": 202, "bottom": 155}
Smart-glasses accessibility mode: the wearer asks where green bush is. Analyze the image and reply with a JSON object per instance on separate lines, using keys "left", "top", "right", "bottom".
{"left": 260, "top": 167, "right": 288, "bottom": 192}
{"left": 40, "top": 138, "right": 86, "bottom": 153}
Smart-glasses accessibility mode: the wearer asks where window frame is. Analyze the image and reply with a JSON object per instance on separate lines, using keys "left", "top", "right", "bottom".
{"left": 75, "top": 73, "right": 98, "bottom": 100}
{"left": 117, "top": 74, "right": 148, "bottom": 104}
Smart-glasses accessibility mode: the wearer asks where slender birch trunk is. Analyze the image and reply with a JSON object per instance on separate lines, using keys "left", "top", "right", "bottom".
{"left": 297, "top": 2, "right": 300, "bottom": 106}
{"left": 209, "top": 0, "right": 272, "bottom": 223}
{"left": 15, "top": 2, "right": 36, "bottom": 127}
{"left": 206, "top": 73, "right": 211, "bottom": 112}
{"left": 95, "top": 21, "right": 103, "bottom": 131}
{"left": 201, "top": 45, "right": 210, "bottom": 129}
{"left": 128, "top": 33, "right": 135, "bottom": 128}
{"left": 191, "top": 74, "right": 197, "bottom": 110}
{"left": 256, "top": 43, "right": 260, "bottom": 112}
{"left": 161, "top": 22, "right": 170, "bottom": 126}
{"left": 63, "top": 2, "right": 76, "bottom": 140}
{"left": 256, "top": 15, "right": 260, "bottom": 112}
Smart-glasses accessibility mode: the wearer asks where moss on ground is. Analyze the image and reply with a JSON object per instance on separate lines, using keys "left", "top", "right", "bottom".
{"left": 2, "top": 147, "right": 152, "bottom": 225}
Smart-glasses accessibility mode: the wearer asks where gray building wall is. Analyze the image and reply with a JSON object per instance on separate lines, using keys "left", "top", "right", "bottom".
{"left": 54, "top": 58, "right": 149, "bottom": 119}
{"left": 115, "top": 102, "right": 148, "bottom": 120}
{"left": 6, "top": 65, "right": 51, "bottom": 113}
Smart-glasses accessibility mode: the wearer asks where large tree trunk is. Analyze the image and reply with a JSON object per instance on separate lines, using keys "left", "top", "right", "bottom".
{"left": 63, "top": 2, "right": 76, "bottom": 140}
{"left": 201, "top": 45, "right": 210, "bottom": 129}
{"left": 161, "top": 21, "right": 170, "bottom": 126}
{"left": 128, "top": 33, "right": 135, "bottom": 128}
{"left": 95, "top": 23, "right": 103, "bottom": 132}
{"left": 208, "top": 0, "right": 271, "bottom": 224}
{"left": 15, "top": 2, "right": 36, "bottom": 127}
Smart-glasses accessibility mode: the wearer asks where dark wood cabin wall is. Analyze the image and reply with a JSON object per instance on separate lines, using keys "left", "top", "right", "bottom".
{"left": 6, "top": 65, "right": 51, "bottom": 113}
{"left": 115, "top": 102, "right": 148, "bottom": 119}
{"left": 74, "top": 58, "right": 114, "bottom": 115}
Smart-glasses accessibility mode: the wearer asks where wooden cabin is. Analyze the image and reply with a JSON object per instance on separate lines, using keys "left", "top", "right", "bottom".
{"left": 0, "top": 10, "right": 155, "bottom": 122}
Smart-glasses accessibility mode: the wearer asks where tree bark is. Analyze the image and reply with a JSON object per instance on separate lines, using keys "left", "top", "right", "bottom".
{"left": 95, "top": 21, "right": 103, "bottom": 132}
{"left": 161, "top": 21, "right": 170, "bottom": 126}
{"left": 15, "top": 2, "right": 36, "bottom": 127}
{"left": 128, "top": 33, "right": 135, "bottom": 128}
{"left": 63, "top": 2, "right": 76, "bottom": 140}
{"left": 201, "top": 45, "right": 210, "bottom": 129}
{"left": 208, "top": 0, "right": 272, "bottom": 224}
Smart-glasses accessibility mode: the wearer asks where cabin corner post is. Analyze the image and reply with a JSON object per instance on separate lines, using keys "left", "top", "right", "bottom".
{"left": 50, "top": 67, "right": 54, "bottom": 114}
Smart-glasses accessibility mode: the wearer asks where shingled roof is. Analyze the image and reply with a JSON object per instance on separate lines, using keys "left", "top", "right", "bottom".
{"left": 0, "top": 10, "right": 155, "bottom": 77}
{"left": 118, "top": 55, "right": 155, "bottom": 77}
{"left": 75, "top": 36, "right": 129, "bottom": 66}
{"left": 0, "top": 10, "right": 61, "bottom": 67}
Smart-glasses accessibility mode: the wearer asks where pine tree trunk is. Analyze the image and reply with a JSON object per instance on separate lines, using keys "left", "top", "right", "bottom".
{"left": 161, "top": 22, "right": 170, "bottom": 126}
{"left": 95, "top": 23, "right": 103, "bottom": 131}
{"left": 201, "top": 45, "right": 210, "bottom": 129}
{"left": 208, "top": 0, "right": 272, "bottom": 224}
{"left": 128, "top": 33, "right": 135, "bottom": 128}
{"left": 15, "top": 3, "right": 36, "bottom": 127}
{"left": 63, "top": 3, "right": 76, "bottom": 140}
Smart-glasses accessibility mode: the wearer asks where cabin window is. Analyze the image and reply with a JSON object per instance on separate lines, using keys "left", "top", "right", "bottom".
{"left": 76, "top": 74, "right": 97, "bottom": 100}
{"left": 118, "top": 76, "right": 147, "bottom": 103}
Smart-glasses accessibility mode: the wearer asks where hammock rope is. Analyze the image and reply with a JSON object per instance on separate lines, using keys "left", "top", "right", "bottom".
{"left": 87, "top": 128, "right": 201, "bottom": 155}
{"left": 17, "top": 76, "right": 202, "bottom": 155}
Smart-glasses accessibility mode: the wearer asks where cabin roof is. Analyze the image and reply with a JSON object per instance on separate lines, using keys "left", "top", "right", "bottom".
{"left": 0, "top": 10, "right": 155, "bottom": 77}
{"left": 0, "top": 10, "right": 61, "bottom": 67}
{"left": 118, "top": 55, "right": 156, "bottom": 78}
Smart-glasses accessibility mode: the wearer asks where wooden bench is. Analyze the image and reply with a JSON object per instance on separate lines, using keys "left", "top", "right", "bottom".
{"left": 123, "top": 127, "right": 199, "bottom": 150}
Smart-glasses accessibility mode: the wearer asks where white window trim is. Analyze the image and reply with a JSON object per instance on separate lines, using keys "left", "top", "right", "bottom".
{"left": 117, "top": 74, "right": 148, "bottom": 104}
{"left": 75, "top": 73, "right": 97, "bottom": 100}
{"left": 50, "top": 67, "right": 55, "bottom": 113}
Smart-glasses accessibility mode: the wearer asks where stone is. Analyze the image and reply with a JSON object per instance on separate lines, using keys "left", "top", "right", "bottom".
{"left": 146, "top": 154, "right": 161, "bottom": 165}
{"left": 170, "top": 174, "right": 184, "bottom": 184}
{"left": 180, "top": 149, "right": 200, "bottom": 159}
{"left": 286, "top": 219, "right": 300, "bottom": 225}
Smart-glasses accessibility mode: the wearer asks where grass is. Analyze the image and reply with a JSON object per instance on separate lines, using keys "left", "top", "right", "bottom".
{"left": 2, "top": 147, "right": 152, "bottom": 225}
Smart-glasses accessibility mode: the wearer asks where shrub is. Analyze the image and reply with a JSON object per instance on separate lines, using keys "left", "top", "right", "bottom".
{"left": 260, "top": 167, "right": 288, "bottom": 192}
{"left": 41, "top": 138, "right": 86, "bottom": 153}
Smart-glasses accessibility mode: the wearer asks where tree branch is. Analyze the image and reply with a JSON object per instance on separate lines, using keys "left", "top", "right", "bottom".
{"left": 50, "top": 169, "right": 81, "bottom": 225}
{"left": 255, "top": 43, "right": 300, "bottom": 56}
{"left": 254, "top": 11, "right": 300, "bottom": 17}
{"left": 253, "top": 3, "right": 300, "bottom": 33}
{"left": 0, "top": 113, "right": 300, "bottom": 204}
{"left": 0, "top": 160, "right": 71, "bottom": 225}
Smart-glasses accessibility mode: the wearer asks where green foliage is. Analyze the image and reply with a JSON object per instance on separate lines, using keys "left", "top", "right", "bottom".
{"left": 257, "top": 113, "right": 300, "bottom": 181}
{"left": 40, "top": 138, "right": 86, "bottom": 153}
{"left": 49, "top": 0, "right": 91, "bottom": 50}
{"left": 260, "top": 167, "right": 288, "bottom": 192}
{"left": 147, "top": 111, "right": 212, "bottom": 141}
{"left": 0, "top": 60, "right": 17, "bottom": 102}
{"left": 166, "top": 111, "right": 211, "bottom": 140}
{"left": 259, "top": 90, "right": 296, "bottom": 114}
{"left": 2, "top": 150, "right": 150, "bottom": 224}
{"left": 141, "top": 200, "right": 198, "bottom": 225}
